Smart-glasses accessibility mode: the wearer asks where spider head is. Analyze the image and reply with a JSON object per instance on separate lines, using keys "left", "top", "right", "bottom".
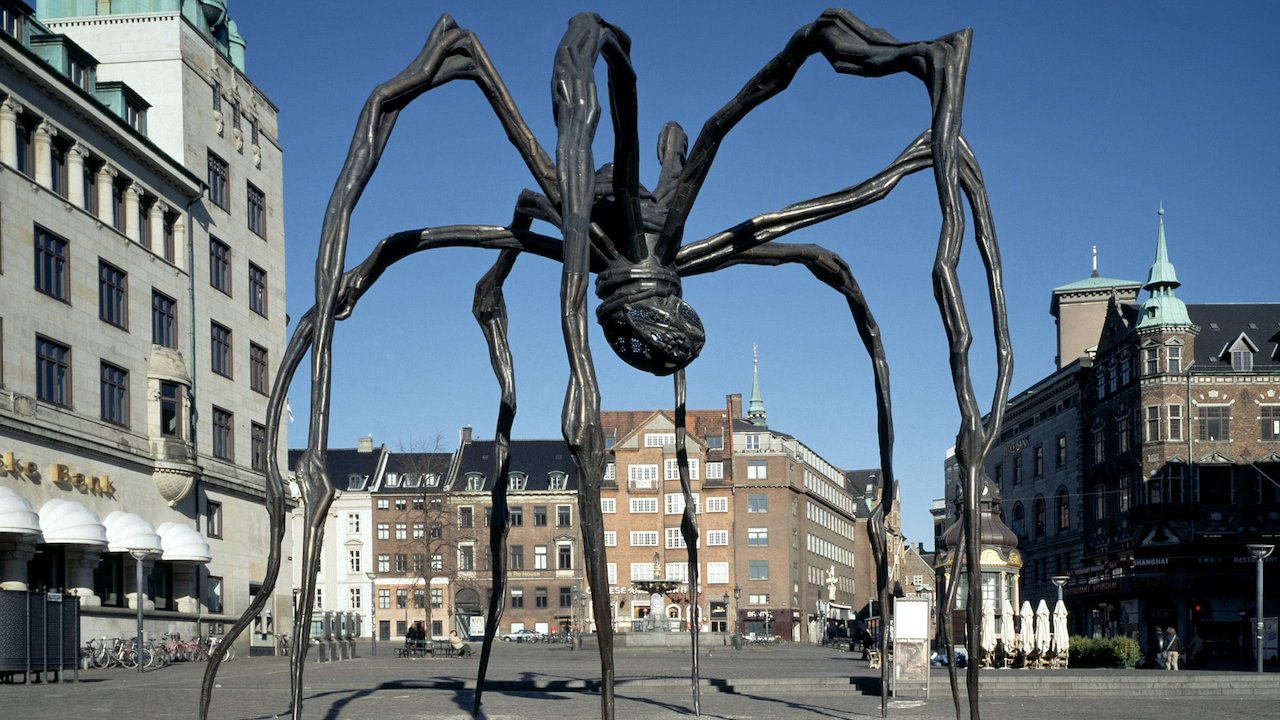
{"left": 596, "top": 264, "right": 704, "bottom": 376}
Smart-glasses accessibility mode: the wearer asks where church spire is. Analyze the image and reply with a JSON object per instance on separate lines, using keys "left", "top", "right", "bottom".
{"left": 747, "top": 344, "right": 767, "bottom": 427}
{"left": 1136, "top": 205, "right": 1193, "bottom": 329}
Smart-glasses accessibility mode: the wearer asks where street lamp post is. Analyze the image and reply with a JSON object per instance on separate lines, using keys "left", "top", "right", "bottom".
{"left": 1245, "top": 544, "right": 1274, "bottom": 674}
{"left": 1051, "top": 575, "right": 1069, "bottom": 604}
{"left": 365, "top": 571, "right": 380, "bottom": 657}
{"left": 732, "top": 584, "right": 741, "bottom": 650}
{"left": 721, "top": 592, "right": 729, "bottom": 646}
{"left": 128, "top": 548, "right": 156, "bottom": 674}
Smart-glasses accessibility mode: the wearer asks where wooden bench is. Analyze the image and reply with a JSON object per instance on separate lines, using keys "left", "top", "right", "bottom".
{"left": 432, "top": 639, "right": 469, "bottom": 658}
{"left": 396, "top": 639, "right": 429, "bottom": 658}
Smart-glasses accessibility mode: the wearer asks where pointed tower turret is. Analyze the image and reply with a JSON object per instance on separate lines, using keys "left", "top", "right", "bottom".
{"left": 1136, "top": 205, "right": 1193, "bottom": 329}
{"left": 747, "top": 344, "right": 767, "bottom": 427}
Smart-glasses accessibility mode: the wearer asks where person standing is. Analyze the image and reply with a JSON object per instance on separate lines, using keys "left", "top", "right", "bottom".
{"left": 1164, "top": 627, "right": 1180, "bottom": 671}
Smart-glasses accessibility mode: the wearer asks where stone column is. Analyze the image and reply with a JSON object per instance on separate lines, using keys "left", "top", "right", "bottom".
{"left": 124, "top": 182, "right": 140, "bottom": 243}
{"left": 34, "top": 120, "right": 57, "bottom": 189}
{"left": 172, "top": 208, "right": 187, "bottom": 270}
{"left": 0, "top": 98, "right": 21, "bottom": 168}
{"left": 0, "top": 535, "right": 38, "bottom": 591}
{"left": 150, "top": 200, "right": 168, "bottom": 255}
{"left": 65, "top": 546, "right": 104, "bottom": 608}
{"left": 172, "top": 563, "right": 199, "bottom": 614}
{"left": 66, "top": 142, "right": 87, "bottom": 208}
{"left": 96, "top": 164, "right": 117, "bottom": 225}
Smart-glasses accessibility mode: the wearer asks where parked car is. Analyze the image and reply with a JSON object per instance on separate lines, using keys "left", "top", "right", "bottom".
{"left": 500, "top": 629, "right": 545, "bottom": 642}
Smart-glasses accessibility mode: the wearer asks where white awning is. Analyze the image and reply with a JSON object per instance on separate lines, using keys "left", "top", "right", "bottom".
{"left": 157, "top": 521, "right": 211, "bottom": 563}
{"left": 38, "top": 498, "right": 107, "bottom": 546}
{"left": 103, "top": 511, "right": 162, "bottom": 554}
{"left": 0, "top": 487, "right": 41, "bottom": 536}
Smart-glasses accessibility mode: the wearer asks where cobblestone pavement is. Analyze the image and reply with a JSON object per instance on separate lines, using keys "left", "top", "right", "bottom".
{"left": 4, "top": 642, "right": 1277, "bottom": 719}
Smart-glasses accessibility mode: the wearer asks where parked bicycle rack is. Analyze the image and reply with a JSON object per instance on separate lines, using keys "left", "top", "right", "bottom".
{"left": 0, "top": 589, "right": 80, "bottom": 684}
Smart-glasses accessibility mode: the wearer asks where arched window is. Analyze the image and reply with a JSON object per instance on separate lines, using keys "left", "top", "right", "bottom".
{"left": 1056, "top": 487, "right": 1070, "bottom": 532}
{"left": 1012, "top": 502, "right": 1026, "bottom": 537}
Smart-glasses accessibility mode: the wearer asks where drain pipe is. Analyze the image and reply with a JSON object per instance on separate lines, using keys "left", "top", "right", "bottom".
{"left": 185, "top": 189, "right": 204, "bottom": 635}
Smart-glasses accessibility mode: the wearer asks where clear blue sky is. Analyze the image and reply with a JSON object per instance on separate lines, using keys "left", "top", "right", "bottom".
{"left": 229, "top": 1, "right": 1280, "bottom": 546}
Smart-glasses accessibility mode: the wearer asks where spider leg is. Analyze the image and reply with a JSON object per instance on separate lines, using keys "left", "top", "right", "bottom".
{"left": 552, "top": 13, "right": 645, "bottom": 719}
{"left": 672, "top": 369, "right": 702, "bottom": 715}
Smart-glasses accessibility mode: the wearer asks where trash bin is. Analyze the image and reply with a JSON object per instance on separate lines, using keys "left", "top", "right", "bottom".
{"left": 0, "top": 590, "right": 81, "bottom": 683}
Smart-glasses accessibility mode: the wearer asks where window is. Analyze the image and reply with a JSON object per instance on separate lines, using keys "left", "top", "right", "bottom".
{"left": 465, "top": 472, "right": 485, "bottom": 490}
{"left": 666, "top": 527, "right": 686, "bottom": 549}
{"left": 1168, "top": 404, "right": 1183, "bottom": 442}
{"left": 705, "top": 461, "right": 724, "bottom": 480}
{"left": 1117, "top": 415, "right": 1131, "bottom": 453}
{"left": 559, "top": 586, "right": 573, "bottom": 609}
{"left": 1144, "top": 347, "right": 1159, "bottom": 375}
{"left": 1012, "top": 455, "right": 1023, "bottom": 485}
{"left": 1145, "top": 406, "right": 1161, "bottom": 442}
{"left": 509, "top": 506, "right": 523, "bottom": 527}
{"left": 706, "top": 530, "right": 728, "bottom": 546}
{"left": 745, "top": 434, "right": 761, "bottom": 451}
{"left": 748, "top": 560, "right": 769, "bottom": 581}
{"left": 705, "top": 496, "right": 728, "bottom": 513}
{"left": 645, "top": 432, "right": 675, "bottom": 447}
{"left": 747, "top": 527, "right": 768, "bottom": 546}
{"left": 1056, "top": 435, "right": 1067, "bottom": 469}
{"left": 665, "top": 492, "right": 699, "bottom": 515}
{"left": 35, "top": 227, "right": 70, "bottom": 301}
{"left": 994, "top": 463, "right": 1003, "bottom": 489}
{"left": 1262, "top": 406, "right": 1280, "bottom": 441}
{"left": 36, "top": 336, "right": 71, "bottom": 407}
{"left": 2, "top": 4, "right": 24, "bottom": 40}
{"left": 1056, "top": 489, "right": 1070, "bottom": 532}
{"left": 557, "top": 505, "right": 571, "bottom": 526}
{"left": 377, "top": 589, "right": 390, "bottom": 609}
{"left": 459, "top": 506, "right": 474, "bottom": 528}
{"left": 746, "top": 460, "right": 767, "bottom": 480}
{"left": 417, "top": 522, "right": 429, "bottom": 539}
{"left": 250, "top": 343, "right": 268, "bottom": 394}
{"left": 510, "top": 587, "right": 524, "bottom": 608}
{"left": 395, "top": 554, "right": 407, "bottom": 574}
{"left": 348, "top": 549, "right": 362, "bottom": 574}
{"left": 251, "top": 422, "right": 266, "bottom": 471}
{"left": 349, "top": 587, "right": 362, "bottom": 610}
{"left": 707, "top": 562, "right": 729, "bottom": 584}
{"left": 1232, "top": 349, "right": 1254, "bottom": 372}
{"left": 508, "top": 545, "right": 524, "bottom": 570}
{"left": 50, "top": 142, "right": 67, "bottom": 197}
{"left": 15, "top": 119, "right": 32, "bottom": 177}
{"left": 247, "top": 183, "right": 266, "bottom": 237}
{"left": 601, "top": 498, "right": 616, "bottom": 513}
{"left": 394, "top": 523, "right": 407, "bottom": 540}
{"left": 111, "top": 180, "right": 125, "bottom": 232}
{"left": 532, "top": 545, "right": 547, "bottom": 570}
{"left": 1198, "top": 405, "right": 1230, "bottom": 442}
{"left": 151, "top": 291, "right": 177, "bottom": 348}
{"left": 95, "top": 262, "right": 129, "bottom": 330}
{"left": 207, "top": 151, "right": 229, "bottom": 209}
{"left": 458, "top": 544, "right": 474, "bottom": 571}
{"left": 159, "top": 381, "right": 182, "bottom": 437}
{"left": 604, "top": 463, "right": 615, "bottom": 481}
{"left": 1033, "top": 446, "right": 1044, "bottom": 477}
{"left": 347, "top": 513, "right": 361, "bottom": 534}
{"left": 162, "top": 214, "right": 176, "bottom": 263}
{"left": 506, "top": 472, "right": 528, "bottom": 491}
{"left": 208, "top": 576, "right": 224, "bottom": 613}
{"left": 211, "top": 322, "right": 232, "bottom": 377}
{"left": 431, "top": 553, "right": 442, "bottom": 570}
{"left": 1012, "top": 502, "right": 1026, "bottom": 536}
{"left": 628, "top": 464, "right": 658, "bottom": 487}
{"left": 630, "top": 563, "right": 654, "bottom": 582}
{"left": 630, "top": 498, "right": 658, "bottom": 513}
{"left": 376, "top": 523, "right": 389, "bottom": 540}
{"left": 209, "top": 237, "right": 231, "bottom": 294}
{"left": 665, "top": 458, "right": 700, "bottom": 480}
{"left": 100, "top": 362, "right": 128, "bottom": 426}
{"left": 431, "top": 588, "right": 443, "bottom": 608}
{"left": 206, "top": 501, "right": 222, "bottom": 538}
{"left": 604, "top": 531, "right": 616, "bottom": 546}
{"left": 533, "top": 506, "right": 548, "bottom": 526}
{"left": 630, "top": 531, "right": 658, "bottom": 546}
{"left": 248, "top": 263, "right": 267, "bottom": 316}
{"left": 1167, "top": 346, "right": 1181, "bottom": 374}
{"left": 212, "top": 407, "right": 234, "bottom": 460}
{"left": 549, "top": 471, "right": 569, "bottom": 490}
{"left": 747, "top": 493, "right": 768, "bottom": 513}
{"left": 82, "top": 162, "right": 97, "bottom": 215}
{"left": 1034, "top": 496, "right": 1046, "bottom": 538}
{"left": 376, "top": 498, "right": 388, "bottom": 510}
{"left": 557, "top": 543, "right": 572, "bottom": 569}
{"left": 535, "top": 587, "right": 549, "bottom": 609}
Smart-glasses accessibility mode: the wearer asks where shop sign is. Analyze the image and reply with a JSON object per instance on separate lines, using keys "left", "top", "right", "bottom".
{"left": 49, "top": 462, "right": 115, "bottom": 495}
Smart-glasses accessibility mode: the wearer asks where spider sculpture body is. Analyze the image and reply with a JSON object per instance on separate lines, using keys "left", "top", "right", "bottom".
{"left": 201, "top": 9, "right": 1011, "bottom": 720}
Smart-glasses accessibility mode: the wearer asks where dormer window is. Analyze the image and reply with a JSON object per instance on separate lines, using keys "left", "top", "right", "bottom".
{"left": 1232, "top": 350, "right": 1253, "bottom": 372}
{"left": 69, "top": 56, "right": 91, "bottom": 91}
{"left": 548, "top": 471, "right": 568, "bottom": 491}
{"left": 402, "top": 473, "right": 422, "bottom": 488}
{"left": 384, "top": 472, "right": 400, "bottom": 488}
{"left": 465, "top": 472, "right": 485, "bottom": 491}
{"left": 424, "top": 473, "right": 440, "bottom": 487}
{"left": 2, "top": 4, "right": 24, "bottom": 41}
{"left": 508, "top": 472, "right": 527, "bottom": 491}
{"left": 346, "top": 474, "right": 367, "bottom": 491}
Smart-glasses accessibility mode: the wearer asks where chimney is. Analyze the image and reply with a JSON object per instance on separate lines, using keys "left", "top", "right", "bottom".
{"left": 726, "top": 393, "right": 743, "bottom": 420}
{"left": 357, "top": 435, "right": 374, "bottom": 453}
{"left": 460, "top": 425, "right": 473, "bottom": 445}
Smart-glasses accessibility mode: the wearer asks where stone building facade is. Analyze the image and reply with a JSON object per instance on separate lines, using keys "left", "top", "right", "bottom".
{"left": 1, "top": 0, "right": 287, "bottom": 653}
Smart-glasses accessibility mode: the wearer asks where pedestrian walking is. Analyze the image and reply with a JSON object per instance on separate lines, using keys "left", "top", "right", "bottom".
{"left": 1164, "top": 627, "right": 1180, "bottom": 671}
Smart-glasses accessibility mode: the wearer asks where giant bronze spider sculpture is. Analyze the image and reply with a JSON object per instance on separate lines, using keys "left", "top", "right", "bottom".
{"left": 201, "top": 9, "right": 1011, "bottom": 720}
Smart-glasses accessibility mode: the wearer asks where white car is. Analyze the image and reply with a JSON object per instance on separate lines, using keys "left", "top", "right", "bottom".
{"left": 500, "top": 629, "right": 544, "bottom": 642}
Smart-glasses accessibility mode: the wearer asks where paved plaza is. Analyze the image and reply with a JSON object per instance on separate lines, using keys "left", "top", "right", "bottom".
{"left": 4, "top": 642, "right": 1277, "bottom": 719}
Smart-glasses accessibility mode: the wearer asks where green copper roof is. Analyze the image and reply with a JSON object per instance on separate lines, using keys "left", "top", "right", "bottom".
{"left": 747, "top": 344, "right": 767, "bottom": 427}
{"left": 1053, "top": 276, "right": 1141, "bottom": 293}
{"left": 1136, "top": 206, "right": 1193, "bottom": 329}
